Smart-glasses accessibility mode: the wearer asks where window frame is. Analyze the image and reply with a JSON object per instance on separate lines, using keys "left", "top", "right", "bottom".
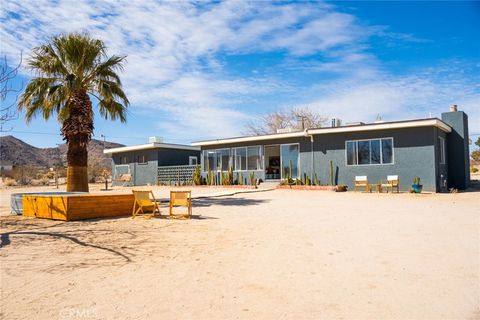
{"left": 345, "top": 137, "right": 395, "bottom": 166}
{"left": 189, "top": 156, "right": 198, "bottom": 166}
{"left": 137, "top": 154, "right": 148, "bottom": 165}
{"left": 202, "top": 150, "right": 217, "bottom": 172}
{"left": 215, "top": 148, "right": 231, "bottom": 172}
{"left": 233, "top": 147, "right": 248, "bottom": 171}
{"left": 280, "top": 143, "right": 300, "bottom": 179}
{"left": 246, "top": 145, "right": 264, "bottom": 171}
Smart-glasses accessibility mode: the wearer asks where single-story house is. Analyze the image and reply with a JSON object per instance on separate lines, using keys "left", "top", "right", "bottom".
{"left": 104, "top": 137, "right": 200, "bottom": 186}
{"left": 191, "top": 107, "right": 470, "bottom": 192}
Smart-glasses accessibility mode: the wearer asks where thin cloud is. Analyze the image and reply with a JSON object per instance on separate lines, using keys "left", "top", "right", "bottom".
{"left": 1, "top": 0, "right": 477, "bottom": 142}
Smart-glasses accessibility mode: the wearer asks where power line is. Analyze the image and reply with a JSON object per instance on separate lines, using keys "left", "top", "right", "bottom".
{"left": 0, "top": 130, "right": 197, "bottom": 142}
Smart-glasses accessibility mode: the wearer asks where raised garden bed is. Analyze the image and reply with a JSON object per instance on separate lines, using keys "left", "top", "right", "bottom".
{"left": 276, "top": 185, "right": 336, "bottom": 191}
{"left": 174, "top": 185, "right": 258, "bottom": 189}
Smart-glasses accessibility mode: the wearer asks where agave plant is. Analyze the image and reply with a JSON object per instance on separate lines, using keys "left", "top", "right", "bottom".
{"left": 18, "top": 33, "right": 129, "bottom": 191}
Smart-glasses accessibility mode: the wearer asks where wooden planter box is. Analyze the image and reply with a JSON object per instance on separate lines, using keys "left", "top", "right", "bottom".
{"left": 179, "top": 185, "right": 258, "bottom": 189}
{"left": 276, "top": 185, "right": 336, "bottom": 191}
{"left": 23, "top": 194, "right": 134, "bottom": 221}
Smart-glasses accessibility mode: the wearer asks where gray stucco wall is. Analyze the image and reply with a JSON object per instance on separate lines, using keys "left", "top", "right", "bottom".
{"left": 309, "top": 127, "right": 439, "bottom": 192}
{"left": 112, "top": 148, "right": 201, "bottom": 186}
{"left": 112, "top": 149, "right": 158, "bottom": 186}
{"left": 201, "top": 126, "right": 443, "bottom": 192}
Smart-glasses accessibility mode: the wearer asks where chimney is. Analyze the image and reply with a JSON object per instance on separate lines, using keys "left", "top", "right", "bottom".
{"left": 441, "top": 106, "right": 470, "bottom": 190}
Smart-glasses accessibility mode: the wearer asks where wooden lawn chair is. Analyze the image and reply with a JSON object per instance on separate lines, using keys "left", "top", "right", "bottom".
{"left": 354, "top": 176, "right": 369, "bottom": 192}
{"left": 169, "top": 190, "right": 192, "bottom": 219}
{"left": 381, "top": 175, "right": 400, "bottom": 193}
{"left": 132, "top": 190, "right": 160, "bottom": 218}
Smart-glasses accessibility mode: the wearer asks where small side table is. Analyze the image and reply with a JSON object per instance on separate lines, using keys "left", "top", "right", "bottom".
{"left": 369, "top": 184, "right": 382, "bottom": 193}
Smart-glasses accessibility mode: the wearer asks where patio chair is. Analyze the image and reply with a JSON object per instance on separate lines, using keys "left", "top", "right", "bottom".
{"left": 354, "top": 176, "right": 369, "bottom": 192}
{"left": 381, "top": 175, "right": 400, "bottom": 193}
{"left": 169, "top": 190, "right": 192, "bottom": 219}
{"left": 132, "top": 190, "right": 161, "bottom": 218}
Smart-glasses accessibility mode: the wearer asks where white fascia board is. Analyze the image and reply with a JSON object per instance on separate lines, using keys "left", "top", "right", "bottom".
{"left": 104, "top": 143, "right": 200, "bottom": 154}
{"left": 191, "top": 119, "right": 452, "bottom": 147}
{"left": 307, "top": 119, "right": 452, "bottom": 135}
{"left": 191, "top": 131, "right": 306, "bottom": 147}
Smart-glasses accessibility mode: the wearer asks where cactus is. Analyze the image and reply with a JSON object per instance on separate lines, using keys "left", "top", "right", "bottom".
{"left": 227, "top": 165, "right": 234, "bottom": 185}
{"left": 413, "top": 176, "right": 421, "bottom": 185}
{"left": 305, "top": 175, "right": 311, "bottom": 186}
{"left": 289, "top": 159, "right": 293, "bottom": 180}
{"left": 206, "top": 162, "right": 214, "bottom": 186}
{"left": 237, "top": 172, "right": 243, "bottom": 185}
{"left": 329, "top": 160, "right": 333, "bottom": 186}
{"left": 314, "top": 173, "right": 319, "bottom": 186}
{"left": 249, "top": 172, "right": 256, "bottom": 186}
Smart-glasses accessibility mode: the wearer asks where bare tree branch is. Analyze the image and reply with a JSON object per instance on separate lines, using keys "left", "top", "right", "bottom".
{"left": 1, "top": 53, "right": 23, "bottom": 131}
{"left": 244, "top": 107, "right": 329, "bottom": 135}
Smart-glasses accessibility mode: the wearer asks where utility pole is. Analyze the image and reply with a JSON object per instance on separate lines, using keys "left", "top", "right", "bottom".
{"left": 101, "top": 134, "right": 106, "bottom": 150}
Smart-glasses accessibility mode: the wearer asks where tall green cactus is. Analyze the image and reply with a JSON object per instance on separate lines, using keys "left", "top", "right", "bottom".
{"left": 192, "top": 165, "right": 202, "bottom": 185}
{"left": 249, "top": 172, "right": 256, "bottom": 186}
{"left": 206, "top": 161, "right": 214, "bottom": 185}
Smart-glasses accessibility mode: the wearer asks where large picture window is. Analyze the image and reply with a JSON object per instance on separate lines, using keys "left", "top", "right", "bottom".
{"left": 346, "top": 138, "right": 394, "bottom": 165}
{"left": 247, "top": 146, "right": 263, "bottom": 170}
{"left": 234, "top": 147, "right": 247, "bottom": 171}
{"left": 204, "top": 146, "right": 263, "bottom": 172}
{"left": 216, "top": 148, "right": 231, "bottom": 171}
{"left": 203, "top": 150, "right": 216, "bottom": 171}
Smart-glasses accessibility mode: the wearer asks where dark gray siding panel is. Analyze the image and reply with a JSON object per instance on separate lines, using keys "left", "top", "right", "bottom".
{"left": 158, "top": 149, "right": 201, "bottom": 166}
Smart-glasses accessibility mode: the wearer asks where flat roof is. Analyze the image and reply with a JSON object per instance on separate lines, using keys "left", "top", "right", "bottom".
{"left": 104, "top": 142, "right": 200, "bottom": 154}
{"left": 191, "top": 118, "right": 452, "bottom": 147}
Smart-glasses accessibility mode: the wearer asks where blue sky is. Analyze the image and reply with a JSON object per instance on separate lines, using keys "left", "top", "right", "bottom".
{"left": 1, "top": 0, "right": 479, "bottom": 148}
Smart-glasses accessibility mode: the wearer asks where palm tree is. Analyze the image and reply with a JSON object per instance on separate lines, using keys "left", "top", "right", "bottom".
{"left": 18, "top": 33, "right": 129, "bottom": 192}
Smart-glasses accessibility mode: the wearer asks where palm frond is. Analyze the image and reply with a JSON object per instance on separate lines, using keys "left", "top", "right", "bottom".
{"left": 20, "top": 32, "right": 129, "bottom": 126}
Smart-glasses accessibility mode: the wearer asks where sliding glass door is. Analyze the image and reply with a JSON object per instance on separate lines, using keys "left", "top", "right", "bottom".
{"left": 281, "top": 144, "right": 299, "bottom": 179}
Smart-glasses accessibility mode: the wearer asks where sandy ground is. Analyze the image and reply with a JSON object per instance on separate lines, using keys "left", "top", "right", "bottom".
{"left": 0, "top": 183, "right": 479, "bottom": 319}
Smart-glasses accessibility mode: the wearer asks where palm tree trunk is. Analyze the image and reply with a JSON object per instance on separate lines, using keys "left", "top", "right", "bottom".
{"left": 66, "top": 139, "right": 89, "bottom": 192}
{"left": 62, "top": 90, "right": 94, "bottom": 192}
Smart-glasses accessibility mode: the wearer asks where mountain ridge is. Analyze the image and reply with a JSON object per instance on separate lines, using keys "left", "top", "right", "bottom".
{"left": 0, "top": 135, "right": 124, "bottom": 167}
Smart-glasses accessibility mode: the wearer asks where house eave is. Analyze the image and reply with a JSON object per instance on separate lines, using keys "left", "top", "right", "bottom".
{"left": 104, "top": 143, "right": 200, "bottom": 154}
{"left": 191, "top": 118, "right": 452, "bottom": 147}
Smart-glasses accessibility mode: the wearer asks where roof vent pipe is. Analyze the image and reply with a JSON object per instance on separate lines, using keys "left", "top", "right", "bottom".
{"left": 450, "top": 104, "right": 458, "bottom": 112}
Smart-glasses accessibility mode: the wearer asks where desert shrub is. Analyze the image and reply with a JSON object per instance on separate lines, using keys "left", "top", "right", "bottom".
{"left": 472, "top": 167, "right": 479, "bottom": 173}
{"left": 29, "top": 179, "right": 43, "bottom": 186}
{"left": 41, "top": 177, "right": 50, "bottom": 185}
{"left": 11, "top": 166, "right": 38, "bottom": 185}
{"left": 4, "top": 177, "right": 17, "bottom": 186}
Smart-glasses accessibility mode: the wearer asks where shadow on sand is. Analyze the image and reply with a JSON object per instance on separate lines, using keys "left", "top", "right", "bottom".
{"left": 192, "top": 196, "right": 269, "bottom": 208}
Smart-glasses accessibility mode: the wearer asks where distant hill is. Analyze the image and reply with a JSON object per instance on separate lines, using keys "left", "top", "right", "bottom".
{"left": 0, "top": 135, "right": 124, "bottom": 167}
